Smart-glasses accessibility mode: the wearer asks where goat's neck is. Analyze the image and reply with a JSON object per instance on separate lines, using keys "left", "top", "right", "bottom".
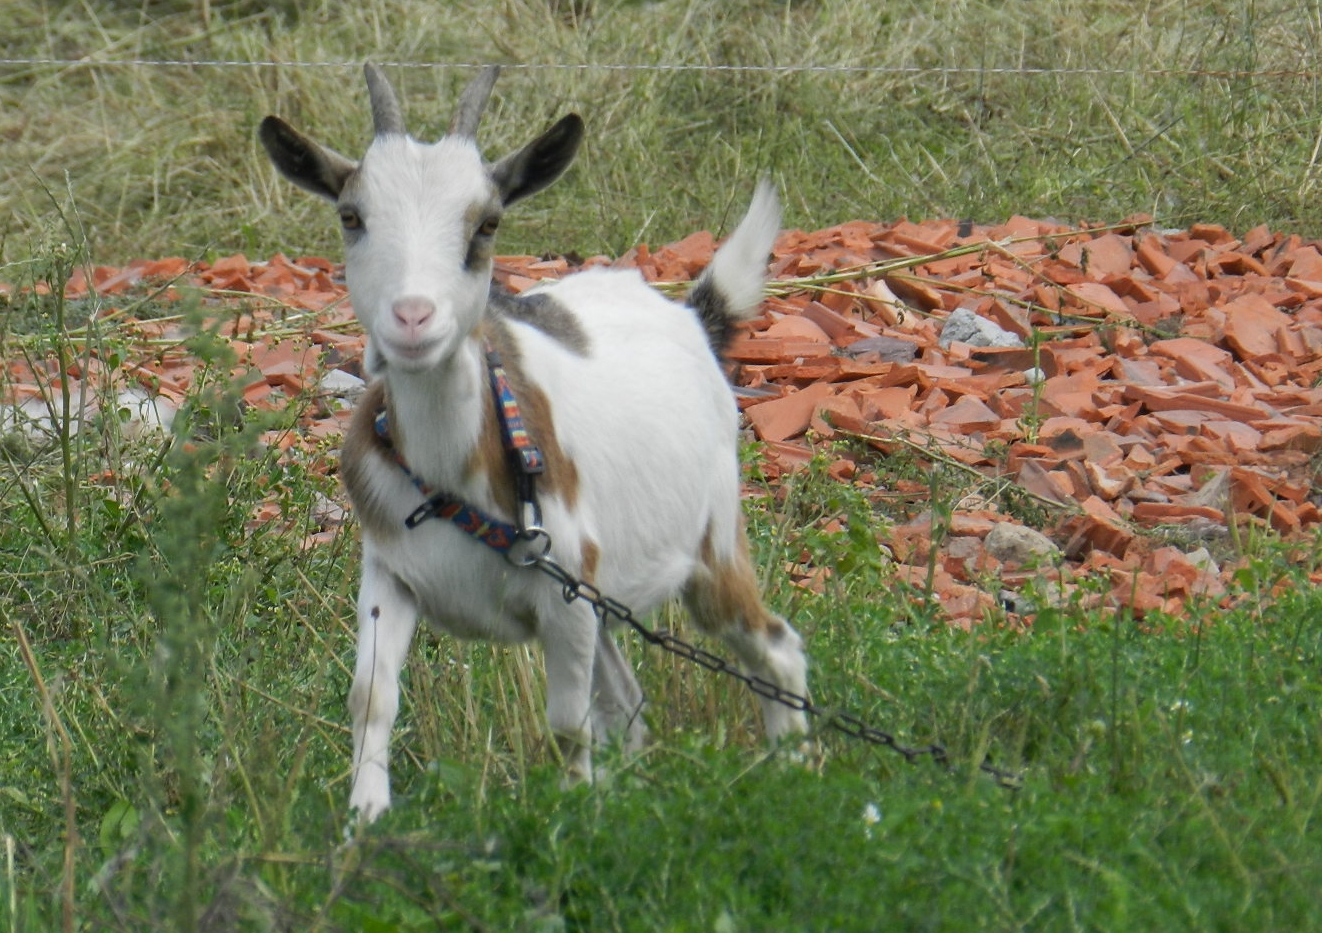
{"left": 382, "top": 334, "right": 487, "bottom": 492}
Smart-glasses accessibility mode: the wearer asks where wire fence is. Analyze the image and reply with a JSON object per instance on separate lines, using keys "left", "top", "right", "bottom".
{"left": 0, "top": 56, "right": 1320, "bottom": 81}
{"left": 5, "top": 43, "right": 1320, "bottom": 258}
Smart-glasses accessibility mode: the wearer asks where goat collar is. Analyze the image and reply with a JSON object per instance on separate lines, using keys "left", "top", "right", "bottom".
{"left": 373, "top": 341, "right": 550, "bottom": 565}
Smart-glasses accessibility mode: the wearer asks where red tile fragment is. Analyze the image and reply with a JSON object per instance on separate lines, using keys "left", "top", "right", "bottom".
{"left": 1059, "top": 233, "right": 1134, "bottom": 277}
{"left": 1149, "top": 337, "right": 1235, "bottom": 390}
{"left": 1064, "top": 282, "right": 1132, "bottom": 318}
{"left": 1221, "top": 294, "right": 1296, "bottom": 360}
{"left": 1134, "top": 234, "right": 1178, "bottom": 278}
{"left": 1062, "top": 496, "right": 1135, "bottom": 558}
{"left": 744, "top": 382, "right": 836, "bottom": 443}
{"left": 927, "top": 395, "right": 1001, "bottom": 432}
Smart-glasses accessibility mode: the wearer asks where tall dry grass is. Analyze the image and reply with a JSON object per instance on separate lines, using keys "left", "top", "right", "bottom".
{"left": 2, "top": 0, "right": 1321, "bottom": 267}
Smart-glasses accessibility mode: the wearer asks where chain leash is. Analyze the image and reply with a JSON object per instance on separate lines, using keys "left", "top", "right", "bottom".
{"left": 525, "top": 549, "right": 1023, "bottom": 790}
{"left": 382, "top": 342, "right": 1022, "bottom": 789}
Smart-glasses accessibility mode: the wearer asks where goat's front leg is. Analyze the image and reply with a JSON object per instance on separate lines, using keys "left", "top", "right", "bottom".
{"left": 348, "top": 564, "right": 419, "bottom": 823}
{"left": 539, "top": 600, "right": 599, "bottom": 784}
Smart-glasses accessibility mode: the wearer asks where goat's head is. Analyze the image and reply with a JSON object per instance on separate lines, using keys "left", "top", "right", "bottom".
{"left": 259, "top": 65, "right": 583, "bottom": 373}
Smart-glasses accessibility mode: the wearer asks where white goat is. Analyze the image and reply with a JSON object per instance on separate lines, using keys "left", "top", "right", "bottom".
{"left": 260, "top": 65, "right": 808, "bottom": 821}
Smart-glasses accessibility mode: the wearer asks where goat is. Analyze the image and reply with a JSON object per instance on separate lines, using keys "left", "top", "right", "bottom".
{"left": 259, "top": 64, "right": 808, "bottom": 821}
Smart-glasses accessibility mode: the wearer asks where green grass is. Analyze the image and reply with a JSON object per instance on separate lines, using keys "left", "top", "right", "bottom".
{"left": 3, "top": 385, "right": 1320, "bottom": 929}
{"left": 4, "top": 0, "right": 1322, "bottom": 930}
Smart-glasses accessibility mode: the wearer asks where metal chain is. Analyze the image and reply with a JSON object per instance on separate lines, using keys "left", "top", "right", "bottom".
{"left": 528, "top": 551, "right": 1023, "bottom": 790}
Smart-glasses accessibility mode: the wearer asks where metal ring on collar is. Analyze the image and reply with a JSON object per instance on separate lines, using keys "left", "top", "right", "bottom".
{"left": 505, "top": 526, "right": 552, "bottom": 567}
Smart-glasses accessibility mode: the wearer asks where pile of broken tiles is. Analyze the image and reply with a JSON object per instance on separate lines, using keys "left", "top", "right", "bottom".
{"left": 6, "top": 211, "right": 1322, "bottom": 625}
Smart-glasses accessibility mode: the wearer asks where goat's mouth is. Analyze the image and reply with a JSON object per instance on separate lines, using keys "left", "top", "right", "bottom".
{"left": 376, "top": 319, "right": 459, "bottom": 367}
{"left": 375, "top": 335, "right": 447, "bottom": 369}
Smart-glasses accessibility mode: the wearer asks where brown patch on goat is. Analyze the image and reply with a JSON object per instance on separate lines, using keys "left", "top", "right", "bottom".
{"left": 683, "top": 520, "right": 787, "bottom": 639}
{"left": 340, "top": 325, "right": 579, "bottom": 536}
{"left": 468, "top": 318, "right": 580, "bottom": 516}
{"left": 580, "top": 538, "right": 600, "bottom": 585}
{"left": 342, "top": 380, "right": 409, "bottom": 540}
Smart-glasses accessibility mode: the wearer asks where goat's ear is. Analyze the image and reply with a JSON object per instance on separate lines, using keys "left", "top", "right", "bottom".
{"left": 259, "top": 116, "right": 357, "bottom": 202}
{"left": 491, "top": 114, "right": 584, "bottom": 206}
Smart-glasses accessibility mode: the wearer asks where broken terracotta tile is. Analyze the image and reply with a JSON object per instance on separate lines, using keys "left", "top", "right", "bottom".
{"left": 851, "top": 385, "right": 917, "bottom": 422}
{"left": 1149, "top": 337, "right": 1236, "bottom": 391}
{"left": 1134, "top": 233, "right": 1178, "bottom": 278}
{"left": 1015, "top": 459, "right": 1075, "bottom": 506}
{"left": 1059, "top": 233, "right": 1134, "bottom": 278}
{"left": 1062, "top": 495, "right": 1135, "bottom": 558}
{"left": 1221, "top": 293, "right": 1296, "bottom": 360}
{"left": 810, "top": 395, "right": 867, "bottom": 437}
{"left": 19, "top": 211, "right": 1322, "bottom": 627}
{"left": 927, "top": 395, "right": 1001, "bottom": 432}
{"left": 1064, "top": 282, "right": 1133, "bottom": 318}
{"left": 798, "top": 300, "right": 866, "bottom": 344}
{"left": 764, "top": 314, "right": 833, "bottom": 344}
{"left": 1084, "top": 460, "right": 1137, "bottom": 500}
{"left": 1130, "top": 502, "right": 1225, "bottom": 524}
{"left": 744, "top": 382, "right": 836, "bottom": 443}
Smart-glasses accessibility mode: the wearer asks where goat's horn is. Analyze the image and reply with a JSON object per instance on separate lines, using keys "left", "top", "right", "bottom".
{"left": 364, "top": 63, "right": 406, "bottom": 136}
{"left": 449, "top": 65, "right": 500, "bottom": 138}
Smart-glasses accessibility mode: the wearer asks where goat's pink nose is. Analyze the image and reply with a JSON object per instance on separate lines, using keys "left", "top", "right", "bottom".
{"left": 391, "top": 296, "right": 436, "bottom": 329}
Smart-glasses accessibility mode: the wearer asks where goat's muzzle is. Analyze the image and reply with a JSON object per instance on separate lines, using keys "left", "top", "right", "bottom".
{"left": 391, "top": 296, "right": 436, "bottom": 335}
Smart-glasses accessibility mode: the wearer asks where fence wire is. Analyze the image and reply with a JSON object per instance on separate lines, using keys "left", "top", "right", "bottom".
{"left": 0, "top": 57, "right": 1319, "bottom": 81}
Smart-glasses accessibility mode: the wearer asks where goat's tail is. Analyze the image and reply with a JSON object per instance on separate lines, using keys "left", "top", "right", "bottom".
{"left": 688, "top": 179, "right": 781, "bottom": 356}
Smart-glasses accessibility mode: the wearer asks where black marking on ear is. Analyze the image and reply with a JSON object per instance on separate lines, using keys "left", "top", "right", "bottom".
{"left": 258, "top": 116, "right": 357, "bottom": 202}
{"left": 491, "top": 114, "right": 585, "bottom": 206}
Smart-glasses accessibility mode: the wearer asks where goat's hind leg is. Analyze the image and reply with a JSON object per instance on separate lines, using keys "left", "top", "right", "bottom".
{"left": 683, "top": 530, "right": 809, "bottom": 741}
{"left": 590, "top": 627, "right": 647, "bottom": 753}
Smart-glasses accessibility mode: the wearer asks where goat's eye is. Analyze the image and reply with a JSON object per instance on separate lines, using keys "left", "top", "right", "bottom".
{"left": 339, "top": 208, "right": 363, "bottom": 231}
{"left": 477, "top": 216, "right": 500, "bottom": 237}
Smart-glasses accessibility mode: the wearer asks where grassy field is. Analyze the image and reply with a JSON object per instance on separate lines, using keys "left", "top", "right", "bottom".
{"left": 4, "top": 0, "right": 1322, "bottom": 263}
{"left": 3, "top": 0, "right": 1322, "bottom": 930}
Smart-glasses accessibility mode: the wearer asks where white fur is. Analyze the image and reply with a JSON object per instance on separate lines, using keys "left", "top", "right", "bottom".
{"left": 261, "top": 74, "right": 807, "bottom": 823}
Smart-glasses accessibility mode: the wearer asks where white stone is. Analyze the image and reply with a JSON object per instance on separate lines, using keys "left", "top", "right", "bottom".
{"left": 319, "top": 368, "right": 366, "bottom": 403}
{"left": 115, "top": 387, "right": 176, "bottom": 438}
{"left": 985, "top": 522, "right": 1059, "bottom": 564}
{"left": 938, "top": 306, "right": 1023, "bottom": 349}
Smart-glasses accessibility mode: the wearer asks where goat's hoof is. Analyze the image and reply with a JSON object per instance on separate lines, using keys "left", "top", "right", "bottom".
{"left": 783, "top": 737, "right": 826, "bottom": 772}
{"left": 559, "top": 764, "right": 593, "bottom": 790}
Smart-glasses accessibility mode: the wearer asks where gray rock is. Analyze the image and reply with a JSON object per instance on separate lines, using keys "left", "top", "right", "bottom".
{"left": 985, "top": 522, "right": 1059, "bottom": 565}
{"left": 319, "top": 368, "right": 367, "bottom": 403}
{"left": 0, "top": 396, "right": 63, "bottom": 439}
{"left": 843, "top": 335, "right": 920, "bottom": 363}
{"left": 939, "top": 306, "right": 1024, "bottom": 349}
